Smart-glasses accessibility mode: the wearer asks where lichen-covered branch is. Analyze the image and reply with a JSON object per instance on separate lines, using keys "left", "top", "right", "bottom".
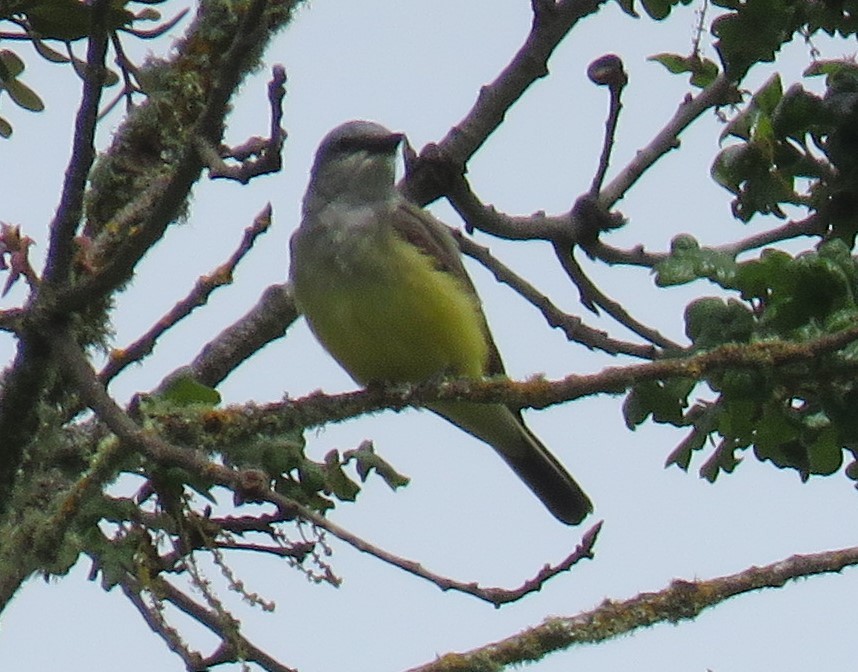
{"left": 405, "top": 544, "right": 858, "bottom": 672}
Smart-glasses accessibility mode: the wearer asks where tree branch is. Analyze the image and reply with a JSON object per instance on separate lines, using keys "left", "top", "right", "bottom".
{"left": 553, "top": 244, "right": 682, "bottom": 350}
{"left": 597, "top": 73, "right": 734, "bottom": 210}
{"left": 121, "top": 571, "right": 298, "bottom": 672}
{"left": 173, "top": 281, "right": 297, "bottom": 390}
{"left": 456, "top": 232, "right": 658, "bottom": 358}
{"left": 99, "top": 204, "right": 272, "bottom": 386}
{"left": 188, "top": 323, "right": 858, "bottom": 439}
{"left": 405, "top": 544, "right": 858, "bottom": 672}
{"left": 401, "top": 0, "right": 608, "bottom": 206}
{"left": 41, "top": 0, "right": 109, "bottom": 289}
{"left": 52, "top": 332, "right": 586, "bottom": 610}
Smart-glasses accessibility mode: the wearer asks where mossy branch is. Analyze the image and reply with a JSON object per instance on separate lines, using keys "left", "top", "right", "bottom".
{"left": 405, "top": 544, "right": 858, "bottom": 672}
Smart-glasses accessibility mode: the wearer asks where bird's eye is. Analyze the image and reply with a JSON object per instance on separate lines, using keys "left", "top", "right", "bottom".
{"left": 332, "top": 137, "right": 364, "bottom": 153}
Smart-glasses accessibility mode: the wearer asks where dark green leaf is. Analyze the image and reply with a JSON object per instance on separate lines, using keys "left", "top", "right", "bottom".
{"left": 771, "top": 84, "right": 829, "bottom": 140}
{"left": 623, "top": 379, "right": 691, "bottom": 428}
{"left": 323, "top": 450, "right": 360, "bottom": 501}
{"left": 31, "top": 38, "right": 72, "bottom": 64}
{"left": 4, "top": 78, "right": 44, "bottom": 112}
{"left": 684, "top": 297, "right": 754, "bottom": 348}
{"left": 649, "top": 52, "right": 689, "bottom": 74}
{"left": 0, "top": 50, "right": 25, "bottom": 78}
{"left": 807, "top": 425, "right": 842, "bottom": 476}
{"left": 613, "top": 0, "right": 640, "bottom": 16}
{"left": 640, "top": 0, "right": 672, "bottom": 19}
{"left": 655, "top": 235, "right": 738, "bottom": 287}
{"left": 343, "top": 440, "right": 410, "bottom": 490}
{"left": 699, "top": 437, "right": 742, "bottom": 481}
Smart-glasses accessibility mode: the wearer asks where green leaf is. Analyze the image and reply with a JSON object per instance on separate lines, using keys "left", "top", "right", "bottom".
{"left": 699, "top": 437, "right": 743, "bottom": 482}
{"left": 753, "top": 74, "right": 784, "bottom": 116}
{"left": 754, "top": 402, "right": 800, "bottom": 453}
{"left": 640, "top": 0, "right": 672, "bottom": 19}
{"left": 623, "top": 379, "right": 692, "bottom": 429}
{"left": 3, "top": 78, "right": 44, "bottom": 112}
{"left": 712, "top": 0, "right": 797, "bottom": 78}
{"left": 152, "top": 466, "right": 218, "bottom": 505}
{"left": 684, "top": 297, "right": 754, "bottom": 348}
{"left": 638, "top": 0, "right": 694, "bottom": 20}
{"left": 24, "top": 1, "right": 136, "bottom": 40}
{"left": 711, "top": 144, "right": 755, "bottom": 191}
{"left": 649, "top": 52, "right": 689, "bottom": 74}
{"left": 0, "top": 116, "right": 11, "bottom": 138}
{"left": 771, "top": 84, "right": 829, "bottom": 141}
{"left": 0, "top": 50, "right": 25, "bottom": 78}
{"left": 664, "top": 402, "right": 718, "bottom": 470}
{"left": 157, "top": 373, "right": 221, "bottom": 406}
{"left": 613, "top": 0, "right": 639, "bottom": 17}
{"left": 753, "top": 438, "right": 810, "bottom": 478}
{"left": 717, "top": 398, "right": 757, "bottom": 443}
{"left": 649, "top": 52, "right": 720, "bottom": 88}
{"left": 807, "top": 425, "right": 842, "bottom": 476}
{"left": 323, "top": 450, "right": 360, "bottom": 501}
{"left": 343, "top": 440, "right": 410, "bottom": 490}
{"left": 734, "top": 248, "right": 793, "bottom": 301}
{"left": 298, "top": 460, "right": 327, "bottom": 493}
{"left": 805, "top": 58, "right": 858, "bottom": 82}
{"left": 31, "top": 38, "right": 72, "bottom": 64}
{"left": 655, "top": 235, "right": 738, "bottom": 287}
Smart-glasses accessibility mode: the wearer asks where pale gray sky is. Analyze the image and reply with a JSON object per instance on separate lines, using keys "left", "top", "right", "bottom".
{"left": 2, "top": 2, "right": 857, "bottom": 671}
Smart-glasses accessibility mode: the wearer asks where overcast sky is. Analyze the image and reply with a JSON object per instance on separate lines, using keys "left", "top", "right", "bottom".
{"left": 2, "top": 2, "right": 858, "bottom": 671}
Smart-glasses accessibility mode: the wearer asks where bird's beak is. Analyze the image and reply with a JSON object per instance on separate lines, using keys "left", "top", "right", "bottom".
{"left": 366, "top": 131, "right": 404, "bottom": 154}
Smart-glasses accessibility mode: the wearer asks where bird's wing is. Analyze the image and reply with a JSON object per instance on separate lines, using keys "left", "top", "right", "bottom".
{"left": 388, "top": 199, "right": 507, "bottom": 377}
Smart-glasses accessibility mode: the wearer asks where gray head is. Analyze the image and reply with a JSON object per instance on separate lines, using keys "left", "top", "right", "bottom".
{"left": 304, "top": 121, "right": 404, "bottom": 211}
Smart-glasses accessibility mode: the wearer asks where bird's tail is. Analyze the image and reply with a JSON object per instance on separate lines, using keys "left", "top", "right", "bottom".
{"left": 429, "top": 401, "right": 592, "bottom": 525}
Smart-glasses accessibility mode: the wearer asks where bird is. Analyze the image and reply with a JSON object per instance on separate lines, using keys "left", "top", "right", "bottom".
{"left": 288, "top": 120, "right": 592, "bottom": 525}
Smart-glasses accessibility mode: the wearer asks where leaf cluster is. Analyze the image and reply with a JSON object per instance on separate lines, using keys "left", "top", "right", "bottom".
{"left": 712, "top": 0, "right": 858, "bottom": 79}
{"left": 711, "top": 62, "right": 858, "bottom": 238}
{"left": 633, "top": 239, "right": 858, "bottom": 483}
{"left": 0, "top": 0, "right": 175, "bottom": 137}
{"left": 140, "top": 378, "right": 409, "bottom": 516}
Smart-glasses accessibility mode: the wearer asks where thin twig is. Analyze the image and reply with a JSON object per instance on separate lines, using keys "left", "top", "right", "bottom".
{"left": 406, "top": 544, "right": 858, "bottom": 672}
{"left": 417, "top": 522, "right": 601, "bottom": 606}
{"left": 202, "top": 65, "right": 287, "bottom": 184}
{"left": 443, "top": 173, "right": 580, "bottom": 242}
{"left": 584, "top": 239, "right": 666, "bottom": 267}
{"left": 456, "top": 232, "right": 658, "bottom": 358}
{"left": 41, "top": 0, "right": 110, "bottom": 289}
{"left": 717, "top": 212, "right": 827, "bottom": 257}
{"left": 587, "top": 55, "right": 628, "bottom": 197}
{"left": 155, "top": 577, "right": 297, "bottom": 672}
{"left": 553, "top": 244, "right": 682, "bottom": 350}
{"left": 57, "top": 333, "right": 589, "bottom": 605}
{"left": 599, "top": 73, "right": 734, "bottom": 209}
{"left": 401, "top": 0, "right": 609, "bottom": 206}
{"left": 588, "top": 213, "right": 827, "bottom": 271}
{"left": 0, "top": 308, "right": 25, "bottom": 333}
{"left": 99, "top": 204, "right": 272, "bottom": 385}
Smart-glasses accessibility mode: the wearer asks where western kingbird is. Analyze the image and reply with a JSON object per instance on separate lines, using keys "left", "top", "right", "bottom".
{"left": 289, "top": 120, "right": 592, "bottom": 525}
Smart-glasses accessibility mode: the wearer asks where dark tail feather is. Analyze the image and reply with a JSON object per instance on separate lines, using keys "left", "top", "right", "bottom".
{"left": 430, "top": 401, "right": 593, "bottom": 525}
{"left": 501, "top": 421, "right": 592, "bottom": 525}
